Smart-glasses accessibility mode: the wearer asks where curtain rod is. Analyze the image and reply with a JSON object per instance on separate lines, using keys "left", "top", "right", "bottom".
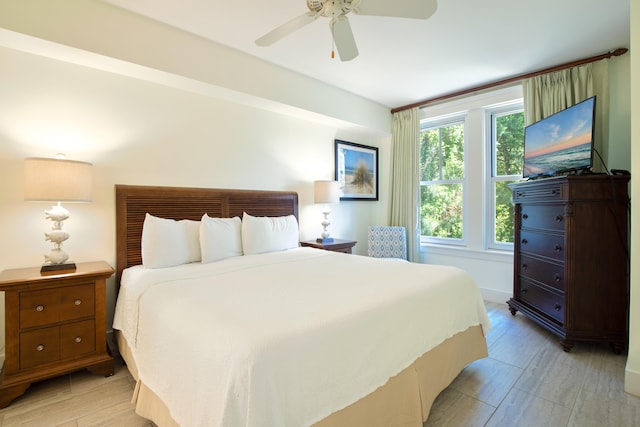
{"left": 390, "top": 47, "right": 628, "bottom": 114}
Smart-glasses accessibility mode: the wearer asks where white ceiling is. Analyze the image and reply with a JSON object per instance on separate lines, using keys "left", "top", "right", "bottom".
{"left": 102, "top": 0, "right": 630, "bottom": 109}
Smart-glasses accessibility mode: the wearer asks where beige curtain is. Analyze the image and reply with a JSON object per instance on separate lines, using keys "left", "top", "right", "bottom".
{"left": 522, "top": 59, "right": 609, "bottom": 171}
{"left": 390, "top": 107, "right": 420, "bottom": 262}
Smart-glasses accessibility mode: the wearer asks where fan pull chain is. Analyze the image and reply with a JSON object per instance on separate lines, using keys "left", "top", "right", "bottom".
{"left": 331, "top": 20, "right": 335, "bottom": 59}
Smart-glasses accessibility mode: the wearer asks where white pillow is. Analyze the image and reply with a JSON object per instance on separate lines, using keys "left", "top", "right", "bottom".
{"left": 182, "top": 219, "right": 202, "bottom": 263}
{"left": 199, "top": 214, "right": 243, "bottom": 263}
{"left": 141, "top": 213, "right": 201, "bottom": 268}
{"left": 241, "top": 212, "right": 299, "bottom": 255}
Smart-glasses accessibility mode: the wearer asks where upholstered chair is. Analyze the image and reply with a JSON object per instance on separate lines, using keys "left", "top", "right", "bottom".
{"left": 367, "top": 226, "right": 408, "bottom": 260}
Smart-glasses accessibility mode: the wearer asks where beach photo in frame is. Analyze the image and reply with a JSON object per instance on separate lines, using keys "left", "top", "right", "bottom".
{"left": 334, "top": 140, "right": 378, "bottom": 201}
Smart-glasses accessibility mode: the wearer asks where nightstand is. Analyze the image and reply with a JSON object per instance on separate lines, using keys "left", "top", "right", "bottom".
{"left": 300, "top": 239, "right": 357, "bottom": 254}
{"left": 0, "top": 261, "right": 114, "bottom": 408}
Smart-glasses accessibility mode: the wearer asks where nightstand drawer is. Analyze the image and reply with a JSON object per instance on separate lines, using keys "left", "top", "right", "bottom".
{"left": 20, "top": 284, "right": 95, "bottom": 329}
{"left": 19, "top": 320, "right": 96, "bottom": 369}
{"left": 20, "top": 327, "right": 60, "bottom": 369}
{"left": 60, "top": 320, "right": 96, "bottom": 359}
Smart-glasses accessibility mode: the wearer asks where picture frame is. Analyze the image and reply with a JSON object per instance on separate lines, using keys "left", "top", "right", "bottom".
{"left": 334, "top": 139, "right": 379, "bottom": 201}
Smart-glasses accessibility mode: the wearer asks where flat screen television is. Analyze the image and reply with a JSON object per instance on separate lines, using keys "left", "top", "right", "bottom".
{"left": 523, "top": 96, "right": 596, "bottom": 179}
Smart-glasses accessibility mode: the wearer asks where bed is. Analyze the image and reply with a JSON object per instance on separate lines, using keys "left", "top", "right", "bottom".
{"left": 113, "top": 184, "right": 490, "bottom": 427}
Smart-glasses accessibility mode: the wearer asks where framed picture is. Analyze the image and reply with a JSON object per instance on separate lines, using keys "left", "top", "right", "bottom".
{"left": 334, "top": 139, "right": 379, "bottom": 201}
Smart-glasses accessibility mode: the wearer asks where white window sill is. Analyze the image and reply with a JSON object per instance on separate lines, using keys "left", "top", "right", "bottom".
{"left": 421, "top": 242, "right": 513, "bottom": 264}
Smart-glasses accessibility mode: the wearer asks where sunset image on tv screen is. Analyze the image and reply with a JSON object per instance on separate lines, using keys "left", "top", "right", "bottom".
{"left": 523, "top": 96, "right": 595, "bottom": 178}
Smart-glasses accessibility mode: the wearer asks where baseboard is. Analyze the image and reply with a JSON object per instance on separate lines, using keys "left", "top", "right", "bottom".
{"left": 625, "top": 366, "right": 640, "bottom": 397}
{"left": 479, "top": 288, "right": 511, "bottom": 304}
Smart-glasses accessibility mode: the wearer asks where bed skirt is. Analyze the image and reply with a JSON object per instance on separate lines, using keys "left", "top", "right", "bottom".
{"left": 116, "top": 325, "right": 487, "bottom": 427}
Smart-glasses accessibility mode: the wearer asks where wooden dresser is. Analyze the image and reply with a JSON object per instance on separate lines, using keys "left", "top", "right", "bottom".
{"left": 0, "top": 261, "right": 114, "bottom": 407}
{"left": 507, "top": 175, "right": 629, "bottom": 352}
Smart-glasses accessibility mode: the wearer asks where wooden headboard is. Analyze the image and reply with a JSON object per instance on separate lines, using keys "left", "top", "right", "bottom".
{"left": 115, "top": 184, "right": 299, "bottom": 285}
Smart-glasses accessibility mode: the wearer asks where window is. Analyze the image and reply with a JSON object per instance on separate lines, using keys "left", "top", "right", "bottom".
{"left": 418, "top": 86, "right": 524, "bottom": 255}
{"left": 487, "top": 106, "right": 524, "bottom": 249}
{"left": 419, "top": 117, "right": 465, "bottom": 243}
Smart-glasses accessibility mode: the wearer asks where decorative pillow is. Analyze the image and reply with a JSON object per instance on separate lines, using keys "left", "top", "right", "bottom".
{"left": 141, "top": 213, "right": 201, "bottom": 268}
{"left": 241, "top": 212, "right": 299, "bottom": 255}
{"left": 199, "top": 214, "right": 243, "bottom": 263}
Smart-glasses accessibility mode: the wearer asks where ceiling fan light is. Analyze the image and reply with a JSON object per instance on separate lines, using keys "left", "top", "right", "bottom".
{"left": 307, "top": 0, "right": 324, "bottom": 13}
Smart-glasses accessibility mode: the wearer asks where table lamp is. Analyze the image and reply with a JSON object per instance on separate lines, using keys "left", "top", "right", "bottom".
{"left": 24, "top": 156, "right": 93, "bottom": 272}
{"left": 314, "top": 180, "right": 340, "bottom": 243}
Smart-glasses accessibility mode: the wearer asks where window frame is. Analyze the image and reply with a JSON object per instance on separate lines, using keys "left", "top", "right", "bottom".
{"left": 419, "top": 114, "right": 468, "bottom": 246}
{"left": 484, "top": 101, "right": 524, "bottom": 251}
{"left": 417, "top": 86, "right": 524, "bottom": 261}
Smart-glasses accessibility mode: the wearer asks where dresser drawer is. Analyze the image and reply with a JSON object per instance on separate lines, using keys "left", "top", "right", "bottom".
{"left": 20, "top": 326, "right": 60, "bottom": 369}
{"left": 20, "top": 284, "right": 95, "bottom": 329}
{"left": 520, "top": 204, "right": 566, "bottom": 232}
{"left": 520, "top": 231, "right": 565, "bottom": 262}
{"left": 60, "top": 320, "right": 96, "bottom": 359}
{"left": 518, "top": 279, "right": 565, "bottom": 324}
{"left": 513, "top": 183, "right": 563, "bottom": 202}
{"left": 519, "top": 254, "right": 564, "bottom": 291}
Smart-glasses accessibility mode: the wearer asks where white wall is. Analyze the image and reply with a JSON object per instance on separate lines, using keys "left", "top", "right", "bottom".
{"left": 625, "top": 1, "right": 640, "bottom": 397}
{"left": 0, "top": 3, "right": 393, "bottom": 357}
{"left": 0, "top": 48, "right": 391, "bottom": 354}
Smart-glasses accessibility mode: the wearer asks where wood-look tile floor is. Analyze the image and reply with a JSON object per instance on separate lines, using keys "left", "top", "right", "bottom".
{"left": 0, "top": 301, "right": 638, "bottom": 426}
{"left": 425, "top": 301, "right": 640, "bottom": 427}
{"left": 0, "top": 358, "right": 151, "bottom": 427}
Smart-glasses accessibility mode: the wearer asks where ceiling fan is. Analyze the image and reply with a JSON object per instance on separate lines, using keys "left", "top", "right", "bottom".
{"left": 255, "top": 0, "right": 438, "bottom": 61}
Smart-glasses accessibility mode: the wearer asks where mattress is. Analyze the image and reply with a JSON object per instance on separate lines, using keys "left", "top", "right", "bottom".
{"left": 113, "top": 247, "right": 490, "bottom": 426}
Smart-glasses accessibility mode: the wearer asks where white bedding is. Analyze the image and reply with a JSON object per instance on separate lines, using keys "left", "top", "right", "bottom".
{"left": 113, "top": 247, "right": 490, "bottom": 427}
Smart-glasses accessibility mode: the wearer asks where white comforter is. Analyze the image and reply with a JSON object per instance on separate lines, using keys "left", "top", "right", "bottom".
{"left": 113, "top": 247, "right": 490, "bottom": 427}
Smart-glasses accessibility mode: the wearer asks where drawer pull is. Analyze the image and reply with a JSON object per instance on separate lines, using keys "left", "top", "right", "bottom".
{"left": 516, "top": 191, "right": 525, "bottom": 198}
{"left": 521, "top": 288, "right": 528, "bottom": 294}
{"left": 554, "top": 303, "right": 562, "bottom": 311}
{"left": 522, "top": 239, "right": 528, "bottom": 245}
{"left": 555, "top": 273, "right": 561, "bottom": 282}
{"left": 555, "top": 244, "right": 562, "bottom": 252}
{"left": 551, "top": 189, "right": 560, "bottom": 195}
{"left": 522, "top": 213, "right": 528, "bottom": 220}
{"left": 522, "top": 264, "right": 528, "bottom": 271}
{"left": 36, "top": 344, "right": 45, "bottom": 352}
{"left": 75, "top": 336, "right": 82, "bottom": 343}
{"left": 74, "top": 299, "right": 82, "bottom": 306}
{"left": 36, "top": 305, "right": 44, "bottom": 312}
{"left": 555, "top": 215, "right": 563, "bottom": 222}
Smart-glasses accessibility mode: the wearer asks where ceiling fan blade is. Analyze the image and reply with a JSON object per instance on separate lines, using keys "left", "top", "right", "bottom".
{"left": 355, "top": 0, "right": 437, "bottom": 19}
{"left": 255, "top": 12, "right": 318, "bottom": 46}
{"left": 332, "top": 16, "right": 358, "bottom": 61}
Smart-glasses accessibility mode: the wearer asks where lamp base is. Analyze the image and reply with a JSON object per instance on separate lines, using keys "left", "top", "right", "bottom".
{"left": 316, "top": 237, "right": 334, "bottom": 244}
{"left": 40, "top": 262, "right": 77, "bottom": 274}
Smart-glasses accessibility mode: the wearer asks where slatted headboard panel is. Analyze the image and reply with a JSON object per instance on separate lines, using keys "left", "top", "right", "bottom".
{"left": 115, "top": 184, "right": 299, "bottom": 285}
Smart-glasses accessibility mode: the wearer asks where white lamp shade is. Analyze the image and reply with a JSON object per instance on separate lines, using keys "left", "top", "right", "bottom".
{"left": 24, "top": 157, "right": 93, "bottom": 202}
{"left": 314, "top": 180, "right": 340, "bottom": 204}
